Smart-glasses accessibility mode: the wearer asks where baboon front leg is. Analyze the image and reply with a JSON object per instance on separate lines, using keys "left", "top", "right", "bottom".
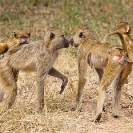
{"left": 76, "top": 75, "right": 86, "bottom": 112}
{"left": 112, "top": 65, "right": 132, "bottom": 118}
{"left": 36, "top": 60, "right": 50, "bottom": 113}
{"left": 37, "top": 74, "right": 45, "bottom": 113}
{"left": 48, "top": 67, "right": 68, "bottom": 94}
{"left": 95, "top": 68, "right": 104, "bottom": 81}
{"left": 76, "top": 58, "right": 87, "bottom": 111}
{"left": 0, "top": 67, "right": 17, "bottom": 114}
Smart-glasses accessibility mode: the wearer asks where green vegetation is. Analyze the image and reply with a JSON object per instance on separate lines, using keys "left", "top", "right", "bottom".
{"left": 0, "top": 0, "right": 133, "bottom": 40}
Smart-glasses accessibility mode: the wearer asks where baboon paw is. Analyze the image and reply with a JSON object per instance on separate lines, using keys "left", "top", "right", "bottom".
{"left": 103, "top": 106, "right": 106, "bottom": 112}
{"left": 60, "top": 85, "right": 65, "bottom": 94}
{"left": 60, "top": 78, "right": 68, "bottom": 94}
{"left": 93, "top": 113, "right": 102, "bottom": 123}
{"left": 112, "top": 113, "right": 119, "bottom": 118}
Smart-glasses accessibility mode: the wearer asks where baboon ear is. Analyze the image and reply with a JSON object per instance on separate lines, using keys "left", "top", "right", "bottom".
{"left": 79, "top": 32, "right": 85, "bottom": 38}
{"left": 13, "top": 32, "right": 16, "bottom": 37}
{"left": 50, "top": 32, "right": 55, "bottom": 40}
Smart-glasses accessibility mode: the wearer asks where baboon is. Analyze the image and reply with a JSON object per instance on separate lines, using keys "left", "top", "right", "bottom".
{"left": 0, "top": 30, "right": 30, "bottom": 58}
{"left": 103, "top": 22, "right": 133, "bottom": 60}
{"left": 94, "top": 22, "right": 133, "bottom": 122}
{"left": 103, "top": 22, "right": 131, "bottom": 50}
{"left": 70, "top": 24, "right": 133, "bottom": 122}
{"left": 0, "top": 28, "right": 69, "bottom": 113}
{"left": 70, "top": 26, "right": 118, "bottom": 111}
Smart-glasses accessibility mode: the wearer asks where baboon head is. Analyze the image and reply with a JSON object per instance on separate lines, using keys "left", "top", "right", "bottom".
{"left": 70, "top": 26, "right": 90, "bottom": 47}
{"left": 14, "top": 30, "right": 31, "bottom": 44}
{"left": 44, "top": 29, "right": 70, "bottom": 52}
{"left": 116, "top": 22, "right": 131, "bottom": 34}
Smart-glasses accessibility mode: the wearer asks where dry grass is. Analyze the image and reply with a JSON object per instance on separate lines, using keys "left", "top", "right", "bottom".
{"left": 0, "top": 0, "right": 133, "bottom": 132}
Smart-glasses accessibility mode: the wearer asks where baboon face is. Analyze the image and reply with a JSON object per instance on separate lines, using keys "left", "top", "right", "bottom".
{"left": 14, "top": 30, "right": 31, "bottom": 44}
{"left": 116, "top": 22, "right": 131, "bottom": 33}
{"left": 44, "top": 29, "right": 69, "bottom": 51}
{"left": 70, "top": 26, "right": 90, "bottom": 47}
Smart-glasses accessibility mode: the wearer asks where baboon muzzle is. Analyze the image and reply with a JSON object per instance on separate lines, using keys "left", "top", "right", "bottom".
{"left": 64, "top": 38, "right": 70, "bottom": 48}
{"left": 69, "top": 38, "right": 74, "bottom": 46}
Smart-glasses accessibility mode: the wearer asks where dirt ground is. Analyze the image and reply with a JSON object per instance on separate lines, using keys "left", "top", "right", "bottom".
{"left": 0, "top": 0, "right": 133, "bottom": 132}
{"left": 0, "top": 51, "right": 133, "bottom": 133}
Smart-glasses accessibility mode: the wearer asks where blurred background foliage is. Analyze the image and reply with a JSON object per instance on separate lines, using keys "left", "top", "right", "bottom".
{"left": 0, "top": 0, "right": 133, "bottom": 42}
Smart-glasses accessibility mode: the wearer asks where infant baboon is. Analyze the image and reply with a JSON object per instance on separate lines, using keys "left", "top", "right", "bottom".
{"left": 70, "top": 25, "right": 133, "bottom": 122}
{"left": 103, "top": 22, "right": 133, "bottom": 60}
{"left": 0, "top": 28, "right": 69, "bottom": 113}
{"left": 103, "top": 22, "right": 132, "bottom": 52}
{"left": 0, "top": 30, "right": 30, "bottom": 58}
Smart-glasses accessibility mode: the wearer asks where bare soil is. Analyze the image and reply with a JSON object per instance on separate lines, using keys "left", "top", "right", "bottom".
{"left": 0, "top": 52, "right": 133, "bottom": 133}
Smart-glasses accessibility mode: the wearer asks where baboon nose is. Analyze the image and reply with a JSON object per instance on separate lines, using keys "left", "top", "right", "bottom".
{"left": 65, "top": 40, "right": 70, "bottom": 48}
{"left": 70, "top": 38, "right": 74, "bottom": 45}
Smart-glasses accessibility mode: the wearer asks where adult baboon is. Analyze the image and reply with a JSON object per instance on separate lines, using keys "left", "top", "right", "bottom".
{"left": 70, "top": 24, "right": 133, "bottom": 122}
{"left": 0, "top": 28, "right": 69, "bottom": 113}
{"left": 70, "top": 26, "right": 117, "bottom": 111}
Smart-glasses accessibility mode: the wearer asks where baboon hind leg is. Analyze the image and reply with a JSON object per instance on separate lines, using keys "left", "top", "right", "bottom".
{"left": 112, "top": 65, "right": 132, "bottom": 118}
{"left": 36, "top": 73, "right": 45, "bottom": 113}
{"left": 94, "top": 62, "right": 124, "bottom": 122}
{"left": 36, "top": 61, "right": 51, "bottom": 113}
{"left": 48, "top": 67, "right": 68, "bottom": 94}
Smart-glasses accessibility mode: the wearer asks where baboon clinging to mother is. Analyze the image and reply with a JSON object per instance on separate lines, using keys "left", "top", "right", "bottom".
{"left": 0, "top": 30, "right": 30, "bottom": 58}
{"left": 70, "top": 23, "right": 133, "bottom": 122}
{"left": 0, "top": 28, "right": 70, "bottom": 113}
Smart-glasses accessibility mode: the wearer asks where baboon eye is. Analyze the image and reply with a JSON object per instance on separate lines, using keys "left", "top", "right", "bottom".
{"left": 61, "top": 35, "right": 65, "bottom": 41}
{"left": 61, "top": 35, "right": 64, "bottom": 37}
{"left": 79, "top": 32, "right": 85, "bottom": 38}
{"left": 28, "top": 32, "right": 31, "bottom": 37}
{"left": 13, "top": 32, "right": 16, "bottom": 37}
{"left": 50, "top": 32, "right": 55, "bottom": 40}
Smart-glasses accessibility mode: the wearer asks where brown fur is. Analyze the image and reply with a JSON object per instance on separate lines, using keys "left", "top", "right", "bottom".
{"left": 0, "top": 28, "right": 69, "bottom": 113}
